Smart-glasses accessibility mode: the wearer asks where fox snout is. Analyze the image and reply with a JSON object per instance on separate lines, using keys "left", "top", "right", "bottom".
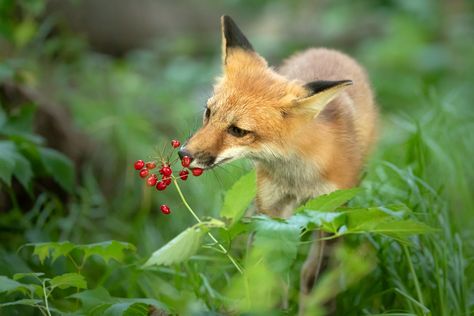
{"left": 178, "top": 147, "right": 217, "bottom": 169}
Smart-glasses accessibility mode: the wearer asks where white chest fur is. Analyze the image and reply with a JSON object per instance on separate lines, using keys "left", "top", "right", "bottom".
{"left": 255, "top": 154, "right": 337, "bottom": 218}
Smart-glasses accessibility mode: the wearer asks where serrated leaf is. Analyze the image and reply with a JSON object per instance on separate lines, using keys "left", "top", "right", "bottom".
{"left": 220, "top": 171, "right": 256, "bottom": 225}
{"left": 31, "top": 243, "right": 51, "bottom": 264}
{"left": 301, "top": 210, "right": 347, "bottom": 233}
{"left": 253, "top": 216, "right": 300, "bottom": 272}
{"left": 143, "top": 225, "right": 206, "bottom": 267}
{"left": 50, "top": 241, "right": 75, "bottom": 262}
{"left": 27, "top": 240, "right": 135, "bottom": 264}
{"left": 79, "top": 241, "right": 136, "bottom": 263}
{"left": 50, "top": 272, "right": 87, "bottom": 290}
{"left": 297, "top": 188, "right": 362, "bottom": 212}
{"left": 29, "top": 241, "right": 75, "bottom": 264}
{"left": 39, "top": 147, "right": 75, "bottom": 192}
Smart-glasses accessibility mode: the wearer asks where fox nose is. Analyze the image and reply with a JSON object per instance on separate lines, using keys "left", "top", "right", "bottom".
{"left": 178, "top": 148, "right": 193, "bottom": 160}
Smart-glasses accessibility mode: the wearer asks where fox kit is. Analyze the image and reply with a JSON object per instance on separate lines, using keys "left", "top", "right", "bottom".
{"left": 179, "top": 15, "right": 378, "bottom": 302}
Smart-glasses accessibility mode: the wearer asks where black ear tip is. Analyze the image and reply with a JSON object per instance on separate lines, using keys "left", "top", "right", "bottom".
{"left": 221, "top": 15, "right": 235, "bottom": 31}
{"left": 304, "top": 80, "right": 353, "bottom": 95}
{"left": 221, "top": 15, "right": 253, "bottom": 51}
{"left": 221, "top": 15, "right": 232, "bottom": 22}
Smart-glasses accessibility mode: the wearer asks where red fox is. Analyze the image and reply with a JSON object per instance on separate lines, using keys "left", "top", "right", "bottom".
{"left": 179, "top": 15, "right": 378, "bottom": 301}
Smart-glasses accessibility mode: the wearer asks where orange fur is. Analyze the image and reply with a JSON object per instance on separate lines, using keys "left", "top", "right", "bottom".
{"left": 183, "top": 17, "right": 378, "bottom": 218}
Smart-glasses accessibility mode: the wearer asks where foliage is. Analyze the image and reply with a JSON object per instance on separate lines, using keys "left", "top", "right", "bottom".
{"left": 1, "top": 0, "right": 473, "bottom": 315}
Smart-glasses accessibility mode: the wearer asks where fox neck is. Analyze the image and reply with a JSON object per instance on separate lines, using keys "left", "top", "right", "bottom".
{"left": 253, "top": 150, "right": 337, "bottom": 218}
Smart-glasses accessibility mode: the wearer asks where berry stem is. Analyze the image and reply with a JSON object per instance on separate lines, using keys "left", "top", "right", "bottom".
{"left": 172, "top": 178, "right": 243, "bottom": 274}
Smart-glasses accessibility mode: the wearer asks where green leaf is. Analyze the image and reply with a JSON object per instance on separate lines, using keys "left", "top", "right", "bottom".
{"left": 29, "top": 241, "right": 75, "bottom": 264}
{"left": 0, "top": 141, "right": 19, "bottom": 185}
{"left": 12, "top": 152, "right": 33, "bottom": 190}
{"left": 143, "top": 225, "right": 206, "bottom": 267}
{"left": 79, "top": 241, "right": 136, "bottom": 263}
{"left": 0, "top": 140, "right": 34, "bottom": 189}
{"left": 220, "top": 171, "right": 256, "bottom": 225}
{"left": 0, "top": 299, "right": 42, "bottom": 308}
{"left": 50, "top": 241, "right": 75, "bottom": 262}
{"left": 351, "top": 219, "right": 436, "bottom": 241}
{"left": 69, "top": 287, "right": 112, "bottom": 309}
{"left": 0, "top": 275, "right": 24, "bottom": 293}
{"left": 27, "top": 240, "right": 135, "bottom": 264}
{"left": 69, "top": 287, "right": 168, "bottom": 315}
{"left": 300, "top": 210, "right": 347, "bottom": 233}
{"left": 39, "top": 147, "right": 75, "bottom": 192}
{"left": 13, "top": 272, "right": 44, "bottom": 282}
{"left": 252, "top": 216, "right": 300, "bottom": 272}
{"left": 297, "top": 188, "right": 362, "bottom": 212}
{"left": 14, "top": 19, "right": 36, "bottom": 47}
{"left": 31, "top": 243, "right": 51, "bottom": 264}
{"left": 50, "top": 272, "right": 87, "bottom": 290}
{"left": 103, "top": 301, "right": 158, "bottom": 316}
{"left": 225, "top": 246, "right": 280, "bottom": 312}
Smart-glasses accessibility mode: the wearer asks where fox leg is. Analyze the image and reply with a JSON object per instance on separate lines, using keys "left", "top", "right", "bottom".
{"left": 298, "top": 231, "right": 326, "bottom": 315}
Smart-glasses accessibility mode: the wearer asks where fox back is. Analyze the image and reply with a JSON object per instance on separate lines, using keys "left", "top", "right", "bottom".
{"left": 180, "top": 16, "right": 378, "bottom": 218}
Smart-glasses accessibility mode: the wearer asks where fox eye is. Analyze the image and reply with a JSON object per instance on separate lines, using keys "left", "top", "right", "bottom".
{"left": 205, "top": 107, "right": 211, "bottom": 119}
{"left": 228, "top": 125, "right": 249, "bottom": 138}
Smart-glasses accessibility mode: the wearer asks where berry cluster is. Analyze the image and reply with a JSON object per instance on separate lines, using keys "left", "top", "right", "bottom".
{"left": 133, "top": 139, "right": 204, "bottom": 215}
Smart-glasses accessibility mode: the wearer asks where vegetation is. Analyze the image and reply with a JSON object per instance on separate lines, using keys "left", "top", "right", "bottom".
{"left": 1, "top": 0, "right": 473, "bottom": 315}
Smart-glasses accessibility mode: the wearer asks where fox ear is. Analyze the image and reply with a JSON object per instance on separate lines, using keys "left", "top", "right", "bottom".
{"left": 293, "top": 80, "right": 353, "bottom": 117}
{"left": 221, "top": 15, "right": 254, "bottom": 64}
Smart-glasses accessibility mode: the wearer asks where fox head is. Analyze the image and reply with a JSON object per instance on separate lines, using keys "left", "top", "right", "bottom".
{"left": 180, "top": 16, "right": 352, "bottom": 169}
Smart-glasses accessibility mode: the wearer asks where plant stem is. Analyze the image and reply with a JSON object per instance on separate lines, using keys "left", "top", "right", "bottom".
{"left": 173, "top": 179, "right": 243, "bottom": 274}
{"left": 42, "top": 280, "right": 52, "bottom": 316}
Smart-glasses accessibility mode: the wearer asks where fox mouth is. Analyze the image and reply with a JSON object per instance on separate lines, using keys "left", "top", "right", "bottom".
{"left": 212, "top": 157, "right": 232, "bottom": 167}
{"left": 190, "top": 157, "right": 232, "bottom": 170}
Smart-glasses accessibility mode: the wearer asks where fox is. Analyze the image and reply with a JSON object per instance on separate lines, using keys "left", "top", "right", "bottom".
{"left": 179, "top": 15, "right": 378, "bottom": 306}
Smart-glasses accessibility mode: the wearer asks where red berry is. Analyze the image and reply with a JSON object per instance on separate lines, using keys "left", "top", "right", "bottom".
{"left": 161, "top": 166, "right": 172, "bottom": 176}
{"left": 146, "top": 161, "right": 156, "bottom": 169}
{"left": 171, "top": 139, "right": 180, "bottom": 148}
{"left": 181, "top": 156, "right": 192, "bottom": 168}
{"left": 162, "top": 176, "right": 171, "bottom": 186}
{"left": 139, "top": 168, "right": 149, "bottom": 178}
{"left": 156, "top": 181, "right": 167, "bottom": 191}
{"left": 146, "top": 174, "right": 158, "bottom": 186}
{"left": 160, "top": 204, "right": 171, "bottom": 215}
{"left": 134, "top": 160, "right": 145, "bottom": 170}
{"left": 191, "top": 168, "right": 204, "bottom": 176}
{"left": 179, "top": 170, "right": 189, "bottom": 180}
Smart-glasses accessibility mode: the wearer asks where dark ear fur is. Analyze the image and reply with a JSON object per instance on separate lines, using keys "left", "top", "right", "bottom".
{"left": 221, "top": 15, "right": 253, "bottom": 62}
{"left": 304, "top": 80, "right": 353, "bottom": 96}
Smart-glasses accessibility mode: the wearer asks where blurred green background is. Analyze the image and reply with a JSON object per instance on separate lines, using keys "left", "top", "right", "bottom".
{"left": 1, "top": 0, "right": 473, "bottom": 315}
